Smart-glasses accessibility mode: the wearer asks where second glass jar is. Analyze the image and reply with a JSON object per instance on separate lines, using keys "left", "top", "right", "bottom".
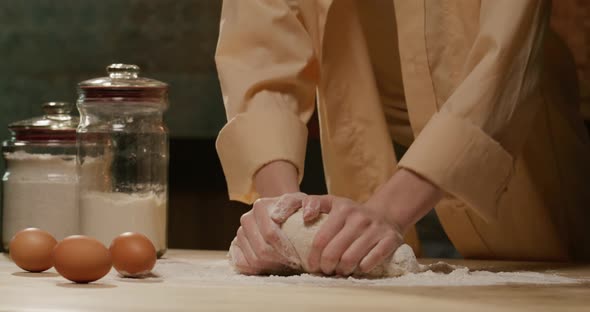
{"left": 77, "top": 64, "right": 169, "bottom": 256}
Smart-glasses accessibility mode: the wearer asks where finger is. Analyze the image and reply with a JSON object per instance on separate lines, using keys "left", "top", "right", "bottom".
{"left": 359, "top": 235, "right": 401, "bottom": 274}
{"left": 335, "top": 224, "right": 381, "bottom": 276}
{"left": 302, "top": 196, "right": 321, "bottom": 222}
{"left": 230, "top": 244, "right": 259, "bottom": 275}
{"left": 307, "top": 204, "right": 349, "bottom": 274}
{"left": 314, "top": 195, "right": 336, "bottom": 213}
{"left": 228, "top": 238, "right": 241, "bottom": 267}
{"left": 320, "top": 213, "right": 371, "bottom": 275}
{"left": 241, "top": 211, "right": 291, "bottom": 268}
{"left": 270, "top": 193, "right": 306, "bottom": 223}
{"left": 252, "top": 204, "right": 300, "bottom": 268}
{"left": 236, "top": 226, "right": 259, "bottom": 269}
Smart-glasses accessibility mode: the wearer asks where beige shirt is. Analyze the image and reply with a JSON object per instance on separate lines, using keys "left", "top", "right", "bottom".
{"left": 215, "top": 0, "right": 590, "bottom": 260}
{"left": 358, "top": 1, "right": 413, "bottom": 147}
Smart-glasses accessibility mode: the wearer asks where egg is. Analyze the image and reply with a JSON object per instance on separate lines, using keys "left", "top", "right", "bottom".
{"left": 53, "top": 235, "right": 112, "bottom": 283}
{"left": 110, "top": 232, "right": 156, "bottom": 277}
{"left": 9, "top": 228, "right": 57, "bottom": 272}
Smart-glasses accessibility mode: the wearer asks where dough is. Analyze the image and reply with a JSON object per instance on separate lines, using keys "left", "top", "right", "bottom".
{"left": 281, "top": 210, "right": 426, "bottom": 277}
{"left": 229, "top": 210, "right": 440, "bottom": 278}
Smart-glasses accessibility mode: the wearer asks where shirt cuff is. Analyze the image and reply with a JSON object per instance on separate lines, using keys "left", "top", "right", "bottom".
{"left": 216, "top": 107, "right": 308, "bottom": 204}
{"left": 398, "top": 112, "right": 513, "bottom": 220}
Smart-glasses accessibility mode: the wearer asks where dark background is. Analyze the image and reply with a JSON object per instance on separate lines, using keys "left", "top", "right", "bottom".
{"left": 0, "top": 1, "right": 588, "bottom": 257}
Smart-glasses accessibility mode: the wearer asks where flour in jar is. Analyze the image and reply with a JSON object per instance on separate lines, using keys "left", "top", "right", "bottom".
{"left": 2, "top": 152, "right": 78, "bottom": 249}
{"left": 80, "top": 191, "right": 167, "bottom": 253}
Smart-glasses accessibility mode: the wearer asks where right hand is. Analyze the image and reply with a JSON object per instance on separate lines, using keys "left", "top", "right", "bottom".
{"left": 230, "top": 192, "right": 308, "bottom": 275}
{"left": 301, "top": 195, "right": 404, "bottom": 276}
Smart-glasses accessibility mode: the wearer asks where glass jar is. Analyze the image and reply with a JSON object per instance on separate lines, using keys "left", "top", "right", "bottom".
{"left": 2, "top": 102, "right": 79, "bottom": 250}
{"left": 77, "top": 64, "right": 169, "bottom": 256}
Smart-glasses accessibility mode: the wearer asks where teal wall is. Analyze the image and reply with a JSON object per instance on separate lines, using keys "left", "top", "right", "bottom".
{"left": 0, "top": 1, "right": 227, "bottom": 247}
{"left": 0, "top": 0, "right": 225, "bottom": 141}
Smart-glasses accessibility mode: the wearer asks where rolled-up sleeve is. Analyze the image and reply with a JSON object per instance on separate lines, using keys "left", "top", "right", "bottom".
{"left": 398, "top": 0, "right": 549, "bottom": 220}
{"left": 215, "top": 0, "right": 319, "bottom": 203}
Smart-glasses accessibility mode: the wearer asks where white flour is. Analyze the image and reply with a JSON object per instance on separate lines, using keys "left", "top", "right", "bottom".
{"left": 151, "top": 258, "right": 584, "bottom": 287}
{"left": 2, "top": 152, "right": 78, "bottom": 249}
{"left": 80, "top": 191, "right": 167, "bottom": 252}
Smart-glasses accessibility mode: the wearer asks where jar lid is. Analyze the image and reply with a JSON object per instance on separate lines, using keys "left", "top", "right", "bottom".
{"left": 8, "top": 102, "right": 79, "bottom": 142}
{"left": 78, "top": 64, "right": 168, "bottom": 102}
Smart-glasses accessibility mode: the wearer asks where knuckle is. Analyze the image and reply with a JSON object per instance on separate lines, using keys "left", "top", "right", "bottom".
{"left": 338, "top": 203, "right": 353, "bottom": 214}
{"left": 382, "top": 226, "right": 395, "bottom": 235}
{"left": 346, "top": 210, "right": 360, "bottom": 220}
{"left": 254, "top": 197, "right": 274, "bottom": 206}
{"left": 263, "top": 229, "right": 280, "bottom": 243}
{"left": 381, "top": 228, "right": 394, "bottom": 239}
{"left": 369, "top": 222, "right": 383, "bottom": 234}
{"left": 252, "top": 204, "right": 265, "bottom": 214}
{"left": 348, "top": 213, "right": 370, "bottom": 228}
{"left": 360, "top": 216, "right": 372, "bottom": 227}
{"left": 239, "top": 212, "right": 251, "bottom": 225}
{"left": 252, "top": 203, "right": 265, "bottom": 214}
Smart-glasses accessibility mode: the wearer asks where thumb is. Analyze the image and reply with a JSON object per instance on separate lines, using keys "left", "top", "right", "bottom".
{"left": 302, "top": 195, "right": 334, "bottom": 222}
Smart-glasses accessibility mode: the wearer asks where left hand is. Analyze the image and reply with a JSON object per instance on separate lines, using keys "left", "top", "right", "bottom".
{"left": 302, "top": 195, "right": 404, "bottom": 276}
{"left": 230, "top": 192, "right": 307, "bottom": 275}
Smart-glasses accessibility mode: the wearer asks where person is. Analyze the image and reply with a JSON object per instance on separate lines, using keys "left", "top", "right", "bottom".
{"left": 214, "top": 0, "right": 590, "bottom": 276}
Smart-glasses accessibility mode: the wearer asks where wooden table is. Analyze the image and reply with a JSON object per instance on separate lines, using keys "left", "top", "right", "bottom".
{"left": 1, "top": 250, "right": 589, "bottom": 312}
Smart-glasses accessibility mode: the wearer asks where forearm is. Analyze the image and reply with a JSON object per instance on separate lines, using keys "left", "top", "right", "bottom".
{"left": 254, "top": 160, "right": 300, "bottom": 198}
{"left": 365, "top": 168, "right": 443, "bottom": 234}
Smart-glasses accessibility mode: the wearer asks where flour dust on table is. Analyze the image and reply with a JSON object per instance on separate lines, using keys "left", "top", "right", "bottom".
{"left": 0, "top": 252, "right": 582, "bottom": 289}
{"left": 222, "top": 206, "right": 584, "bottom": 286}
{"left": 148, "top": 257, "right": 584, "bottom": 287}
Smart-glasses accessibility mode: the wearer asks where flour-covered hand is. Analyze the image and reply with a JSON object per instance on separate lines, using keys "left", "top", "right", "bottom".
{"left": 305, "top": 195, "right": 404, "bottom": 276}
{"left": 230, "top": 192, "right": 306, "bottom": 275}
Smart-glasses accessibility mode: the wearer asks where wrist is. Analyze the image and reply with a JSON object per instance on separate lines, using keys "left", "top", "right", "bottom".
{"left": 366, "top": 168, "right": 443, "bottom": 233}
{"left": 254, "top": 160, "right": 300, "bottom": 198}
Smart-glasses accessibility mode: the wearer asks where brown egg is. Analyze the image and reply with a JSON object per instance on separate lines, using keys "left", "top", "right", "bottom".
{"left": 53, "top": 235, "right": 112, "bottom": 283}
{"left": 9, "top": 228, "right": 57, "bottom": 272}
{"left": 110, "top": 232, "right": 156, "bottom": 277}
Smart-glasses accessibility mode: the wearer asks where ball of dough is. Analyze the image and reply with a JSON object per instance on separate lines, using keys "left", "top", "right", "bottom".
{"left": 229, "top": 209, "right": 427, "bottom": 277}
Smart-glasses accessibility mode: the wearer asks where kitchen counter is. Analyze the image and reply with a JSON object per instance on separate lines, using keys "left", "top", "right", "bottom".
{"left": 1, "top": 249, "right": 589, "bottom": 312}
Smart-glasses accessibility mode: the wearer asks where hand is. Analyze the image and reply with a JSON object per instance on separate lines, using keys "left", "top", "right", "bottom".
{"left": 230, "top": 192, "right": 307, "bottom": 275}
{"left": 365, "top": 168, "right": 443, "bottom": 234}
{"left": 303, "top": 195, "right": 404, "bottom": 276}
